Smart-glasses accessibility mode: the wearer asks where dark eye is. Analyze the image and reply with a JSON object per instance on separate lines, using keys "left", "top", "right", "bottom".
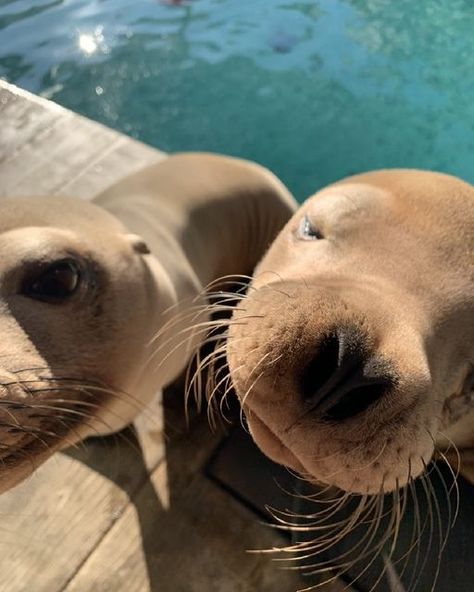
{"left": 296, "top": 214, "right": 324, "bottom": 241}
{"left": 22, "top": 259, "right": 82, "bottom": 303}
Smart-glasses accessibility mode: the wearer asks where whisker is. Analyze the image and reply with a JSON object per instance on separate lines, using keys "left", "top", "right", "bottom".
{"left": 411, "top": 472, "right": 435, "bottom": 592}
{"left": 421, "top": 459, "right": 446, "bottom": 592}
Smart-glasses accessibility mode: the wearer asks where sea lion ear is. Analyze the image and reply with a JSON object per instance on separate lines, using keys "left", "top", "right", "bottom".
{"left": 126, "top": 234, "right": 151, "bottom": 255}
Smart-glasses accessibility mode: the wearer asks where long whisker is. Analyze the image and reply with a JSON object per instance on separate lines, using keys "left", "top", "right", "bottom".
{"left": 421, "top": 458, "right": 446, "bottom": 592}
{"left": 154, "top": 317, "right": 256, "bottom": 371}
{"left": 148, "top": 298, "right": 244, "bottom": 349}
{"left": 411, "top": 472, "right": 435, "bottom": 592}
{"left": 148, "top": 280, "right": 250, "bottom": 348}
{"left": 158, "top": 273, "right": 251, "bottom": 319}
{"left": 8, "top": 371, "right": 155, "bottom": 422}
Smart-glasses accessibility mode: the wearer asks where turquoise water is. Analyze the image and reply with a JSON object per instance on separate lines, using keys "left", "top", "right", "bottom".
{"left": 0, "top": 0, "right": 473, "bottom": 200}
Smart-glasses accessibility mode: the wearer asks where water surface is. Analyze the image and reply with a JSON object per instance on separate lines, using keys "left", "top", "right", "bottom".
{"left": 1, "top": 0, "right": 473, "bottom": 199}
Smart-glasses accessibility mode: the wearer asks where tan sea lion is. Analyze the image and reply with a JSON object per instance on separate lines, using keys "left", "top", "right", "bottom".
{"left": 0, "top": 152, "right": 296, "bottom": 494}
{"left": 226, "top": 169, "right": 474, "bottom": 495}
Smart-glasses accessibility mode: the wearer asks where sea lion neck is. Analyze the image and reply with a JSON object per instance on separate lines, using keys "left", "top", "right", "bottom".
{"left": 95, "top": 152, "right": 296, "bottom": 294}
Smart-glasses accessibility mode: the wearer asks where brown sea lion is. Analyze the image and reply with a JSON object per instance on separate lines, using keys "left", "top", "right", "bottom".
{"left": 226, "top": 169, "right": 474, "bottom": 494}
{"left": 0, "top": 152, "right": 296, "bottom": 494}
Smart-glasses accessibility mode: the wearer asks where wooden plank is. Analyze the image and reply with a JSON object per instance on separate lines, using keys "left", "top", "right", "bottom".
{"left": 62, "top": 420, "right": 307, "bottom": 592}
{"left": 0, "top": 80, "right": 65, "bottom": 163}
{"left": 57, "top": 136, "right": 164, "bottom": 199}
{"left": 0, "top": 80, "right": 164, "bottom": 199}
{"left": 0, "top": 391, "right": 168, "bottom": 592}
{"left": 1, "top": 116, "right": 120, "bottom": 196}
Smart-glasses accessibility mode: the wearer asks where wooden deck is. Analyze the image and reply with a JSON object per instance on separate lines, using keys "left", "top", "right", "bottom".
{"left": 0, "top": 80, "right": 347, "bottom": 592}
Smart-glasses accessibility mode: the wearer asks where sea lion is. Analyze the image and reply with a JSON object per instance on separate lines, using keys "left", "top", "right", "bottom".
{"left": 226, "top": 169, "right": 474, "bottom": 495}
{"left": 0, "top": 152, "right": 296, "bottom": 494}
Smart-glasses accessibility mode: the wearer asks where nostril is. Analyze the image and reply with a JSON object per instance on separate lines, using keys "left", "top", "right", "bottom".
{"left": 301, "top": 332, "right": 340, "bottom": 401}
{"left": 323, "top": 381, "right": 390, "bottom": 421}
{"left": 299, "top": 326, "right": 395, "bottom": 421}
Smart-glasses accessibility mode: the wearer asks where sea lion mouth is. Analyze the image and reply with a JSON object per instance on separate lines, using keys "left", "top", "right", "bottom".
{"left": 0, "top": 429, "right": 66, "bottom": 493}
{"left": 0, "top": 434, "right": 57, "bottom": 466}
{"left": 0, "top": 374, "right": 121, "bottom": 493}
{"left": 244, "top": 391, "right": 430, "bottom": 494}
{"left": 244, "top": 406, "right": 308, "bottom": 476}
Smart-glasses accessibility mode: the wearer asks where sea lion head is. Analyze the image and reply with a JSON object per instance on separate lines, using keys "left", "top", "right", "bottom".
{"left": 227, "top": 170, "right": 474, "bottom": 494}
{"left": 0, "top": 196, "right": 171, "bottom": 493}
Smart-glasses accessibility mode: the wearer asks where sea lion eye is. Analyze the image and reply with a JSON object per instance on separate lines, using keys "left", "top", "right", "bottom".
{"left": 22, "top": 258, "right": 82, "bottom": 303}
{"left": 296, "top": 214, "right": 323, "bottom": 241}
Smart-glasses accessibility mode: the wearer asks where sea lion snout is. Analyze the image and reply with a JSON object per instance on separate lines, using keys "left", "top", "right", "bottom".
{"left": 228, "top": 282, "right": 432, "bottom": 493}
{"left": 227, "top": 169, "right": 474, "bottom": 494}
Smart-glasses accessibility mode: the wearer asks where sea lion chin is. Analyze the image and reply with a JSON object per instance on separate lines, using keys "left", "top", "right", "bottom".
{"left": 0, "top": 152, "right": 296, "bottom": 494}
{"left": 226, "top": 169, "right": 474, "bottom": 495}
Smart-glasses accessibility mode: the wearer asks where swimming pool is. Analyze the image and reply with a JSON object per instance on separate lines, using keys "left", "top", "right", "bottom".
{"left": 1, "top": 0, "right": 473, "bottom": 200}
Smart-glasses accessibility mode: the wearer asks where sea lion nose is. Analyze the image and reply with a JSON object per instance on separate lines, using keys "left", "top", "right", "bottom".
{"left": 300, "top": 328, "right": 394, "bottom": 421}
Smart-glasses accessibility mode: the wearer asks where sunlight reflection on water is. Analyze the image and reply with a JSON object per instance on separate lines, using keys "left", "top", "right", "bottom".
{"left": 0, "top": 0, "right": 473, "bottom": 199}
